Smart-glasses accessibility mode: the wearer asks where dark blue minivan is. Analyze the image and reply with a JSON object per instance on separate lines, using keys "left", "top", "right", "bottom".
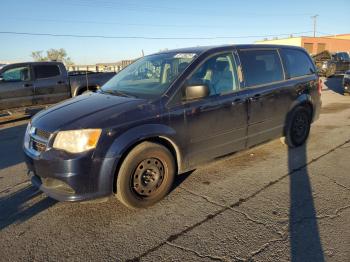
{"left": 24, "top": 45, "right": 322, "bottom": 208}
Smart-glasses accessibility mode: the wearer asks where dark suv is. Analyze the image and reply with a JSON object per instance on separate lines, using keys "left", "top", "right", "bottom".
{"left": 24, "top": 45, "right": 322, "bottom": 208}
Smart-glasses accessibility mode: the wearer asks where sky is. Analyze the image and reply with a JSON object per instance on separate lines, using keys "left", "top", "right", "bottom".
{"left": 0, "top": 0, "right": 348, "bottom": 64}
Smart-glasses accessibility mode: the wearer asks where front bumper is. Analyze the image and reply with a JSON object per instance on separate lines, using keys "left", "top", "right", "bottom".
{"left": 24, "top": 147, "right": 119, "bottom": 202}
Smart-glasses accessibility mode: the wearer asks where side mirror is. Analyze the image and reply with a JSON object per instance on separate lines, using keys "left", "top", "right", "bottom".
{"left": 184, "top": 84, "right": 209, "bottom": 101}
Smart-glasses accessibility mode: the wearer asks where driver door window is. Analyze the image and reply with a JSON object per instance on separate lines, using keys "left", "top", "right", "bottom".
{"left": 0, "top": 65, "right": 33, "bottom": 110}
{"left": 187, "top": 53, "right": 239, "bottom": 96}
{"left": 2, "top": 66, "right": 30, "bottom": 82}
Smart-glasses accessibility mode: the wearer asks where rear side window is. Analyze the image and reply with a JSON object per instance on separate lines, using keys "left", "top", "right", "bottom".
{"left": 34, "top": 65, "right": 60, "bottom": 79}
{"left": 282, "top": 49, "right": 315, "bottom": 78}
{"left": 239, "top": 49, "right": 284, "bottom": 87}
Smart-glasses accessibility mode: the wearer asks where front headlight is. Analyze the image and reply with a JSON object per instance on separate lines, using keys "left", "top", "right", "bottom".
{"left": 23, "top": 122, "right": 32, "bottom": 149}
{"left": 53, "top": 129, "right": 102, "bottom": 153}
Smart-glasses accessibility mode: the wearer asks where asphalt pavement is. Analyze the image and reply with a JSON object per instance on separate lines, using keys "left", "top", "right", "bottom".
{"left": 0, "top": 77, "right": 349, "bottom": 261}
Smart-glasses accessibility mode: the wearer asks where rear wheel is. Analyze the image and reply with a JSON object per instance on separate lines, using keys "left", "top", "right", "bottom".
{"left": 116, "top": 142, "right": 175, "bottom": 209}
{"left": 285, "top": 107, "right": 311, "bottom": 148}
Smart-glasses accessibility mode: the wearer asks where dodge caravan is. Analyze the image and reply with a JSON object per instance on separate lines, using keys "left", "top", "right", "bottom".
{"left": 24, "top": 45, "right": 322, "bottom": 208}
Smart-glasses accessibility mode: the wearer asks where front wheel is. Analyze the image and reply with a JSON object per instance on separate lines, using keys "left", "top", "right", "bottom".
{"left": 285, "top": 107, "right": 311, "bottom": 148}
{"left": 116, "top": 142, "right": 175, "bottom": 209}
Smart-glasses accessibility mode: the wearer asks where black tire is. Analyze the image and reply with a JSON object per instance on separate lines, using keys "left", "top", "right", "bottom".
{"left": 116, "top": 142, "right": 175, "bottom": 209}
{"left": 285, "top": 107, "right": 311, "bottom": 148}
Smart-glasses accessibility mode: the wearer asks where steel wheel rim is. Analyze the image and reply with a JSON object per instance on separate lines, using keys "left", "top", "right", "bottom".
{"left": 132, "top": 158, "right": 165, "bottom": 197}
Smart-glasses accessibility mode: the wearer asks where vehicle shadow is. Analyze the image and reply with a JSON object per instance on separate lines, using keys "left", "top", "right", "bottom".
{"left": 323, "top": 76, "right": 343, "bottom": 95}
{"left": 0, "top": 123, "right": 27, "bottom": 170}
{"left": 288, "top": 142, "right": 324, "bottom": 261}
{"left": 170, "top": 170, "right": 195, "bottom": 193}
{"left": 0, "top": 185, "right": 57, "bottom": 230}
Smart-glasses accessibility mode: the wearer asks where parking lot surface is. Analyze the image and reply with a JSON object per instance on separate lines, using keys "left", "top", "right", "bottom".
{"left": 0, "top": 77, "right": 349, "bottom": 261}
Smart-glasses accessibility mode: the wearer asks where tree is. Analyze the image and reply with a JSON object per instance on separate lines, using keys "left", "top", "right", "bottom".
{"left": 31, "top": 48, "right": 74, "bottom": 66}
{"left": 31, "top": 51, "right": 47, "bottom": 62}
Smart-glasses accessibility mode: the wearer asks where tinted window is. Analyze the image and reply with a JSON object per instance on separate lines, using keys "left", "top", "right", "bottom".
{"left": 1, "top": 66, "right": 30, "bottom": 82}
{"left": 283, "top": 49, "right": 315, "bottom": 78}
{"left": 34, "top": 65, "right": 60, "bottom": 79}
{"left": 239, "top": 50, "right": 284, "bottom": 87}
{"left": 187, "top": 53, "right": 239, "bottom": 96}
{"left": 337, "top": 52, "right": 350, "bottom": 62}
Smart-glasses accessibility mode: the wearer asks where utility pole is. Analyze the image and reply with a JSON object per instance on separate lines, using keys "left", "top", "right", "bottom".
{"left": 311, "top": 14, "right": 319, "bottom": 37}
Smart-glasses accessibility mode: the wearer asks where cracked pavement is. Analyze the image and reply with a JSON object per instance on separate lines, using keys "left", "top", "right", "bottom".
{"left": 0, "top": 77, "right": 349, "bottom": 261}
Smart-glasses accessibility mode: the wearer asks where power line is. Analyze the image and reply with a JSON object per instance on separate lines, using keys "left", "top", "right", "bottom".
{"left": 0, "top": 17, "right": 270, "bottom": 29}
{"left": 0, "top": 16, "right": 318, "bottom": 30}
{"left": 35, "top": 0, "right": 314, "bottom": 17}
{"left": 0, "top": 31, "right": 313, "bottom": 40}
{"left": 317, "top": 31, "right": 332, "bottom": 36}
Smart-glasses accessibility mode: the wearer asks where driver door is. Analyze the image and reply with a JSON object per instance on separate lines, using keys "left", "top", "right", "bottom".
{"left": 178, "top": 52, "right": 248, "bottom": 166}
{"left": 0, "top": 64, "right": 34, "bottom": 110}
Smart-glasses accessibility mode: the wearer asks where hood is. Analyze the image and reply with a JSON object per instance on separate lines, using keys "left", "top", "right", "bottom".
{"left": 31, "top": 92, "right": 144, "bottom": 132}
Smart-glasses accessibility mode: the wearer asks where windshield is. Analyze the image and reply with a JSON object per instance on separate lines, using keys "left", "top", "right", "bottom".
{"left": 101, "top": 52, "right": 197, "bottom": 99}
{"left": 338, "top": 52, "right": 350, "bottom": 61}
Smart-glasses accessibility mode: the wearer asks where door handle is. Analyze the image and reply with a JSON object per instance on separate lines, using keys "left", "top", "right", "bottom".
{"left": 228, "top": 98, "right": 243, "bottom": 106}
{"left": 23, "top": 83, "right": 33, "bottom": 87}
{"left": 222, "top": 98, "right": 243, "bottom": 108}
{"left": 248, "top": 94, "right": 261, "bottom": 101}
{"left": 57, "top": 80, "right": 65, "bottom": 84}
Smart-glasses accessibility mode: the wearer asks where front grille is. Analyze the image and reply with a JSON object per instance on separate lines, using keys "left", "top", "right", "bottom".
{"left": 35, "top": 128, "right": 51, "bottom": 140}
{"left": 32, "top": 139, "right": 47, "bottom": 153}
{"left": 29, "top": 127, "right": 51, "bottom": 154}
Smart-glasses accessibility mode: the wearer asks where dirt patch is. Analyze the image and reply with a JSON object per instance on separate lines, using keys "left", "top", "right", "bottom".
{"left": 321, "top": 103, "right": 350, "bottom": 114}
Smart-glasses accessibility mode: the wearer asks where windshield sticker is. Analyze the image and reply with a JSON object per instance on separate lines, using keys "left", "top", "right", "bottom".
{"left": 174, "top": 53, "right": 197, "bottom": 59}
